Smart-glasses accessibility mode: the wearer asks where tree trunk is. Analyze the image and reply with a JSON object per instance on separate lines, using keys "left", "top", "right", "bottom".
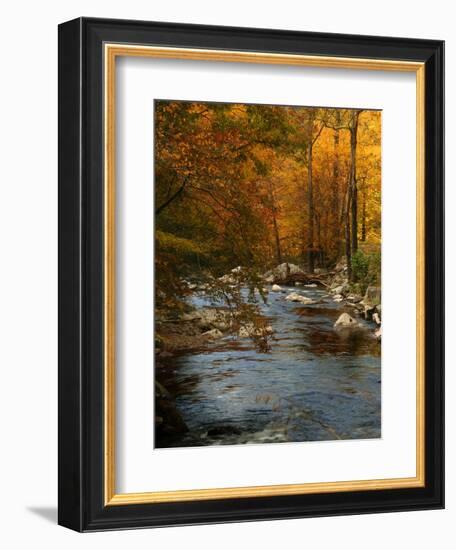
{"left": 345, "top": 182, "right": 352, "bottom": 281}
{"left": 307, "top": 140, "right": 315, "bottom": 273}
{"left": 361, "top": 184, "right": 366, "bottom": 242}
{"left": 272, "top": 211, "right": 282, "bottom": 265}
{"left": 349, "top": 111, "right": 360, "bottom": 254}
{"left": 332, "top": 112, "right": 341, "bottom": 257}
{"left": 269, "top": 182, "right": 282, "bottom": 265}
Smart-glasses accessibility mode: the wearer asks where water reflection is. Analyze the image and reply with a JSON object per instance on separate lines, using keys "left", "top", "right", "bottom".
{"left": 156, "top": 286, "right": 381, "bottom": 448}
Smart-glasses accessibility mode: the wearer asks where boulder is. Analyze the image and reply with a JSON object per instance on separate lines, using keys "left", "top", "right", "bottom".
{"left": 271, "top": 284, "right": 282, "bottom": 292}
{"left": 182, "top": 308, "right": 231, "bottom": 332}
{"left": 334, "top": 313, "right": 361, "bottom": 329}
{"left": 263, "top": 262, "right": 305, "bottom": 282}
{"left": 332, "top": 283, "right": 349, "bottom": 295}
{"left": 285, "top": 292, "right": 317, "bottom": 304}
{"left": 372, "top": 312, "right": 381, "bottom": 325}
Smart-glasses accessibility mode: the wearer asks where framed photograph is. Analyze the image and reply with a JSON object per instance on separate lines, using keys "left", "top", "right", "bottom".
{"left": 58, "top": 17, "right": 444, "bottom": 531}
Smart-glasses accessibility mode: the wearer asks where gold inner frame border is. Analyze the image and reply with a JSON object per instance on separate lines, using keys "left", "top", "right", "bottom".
{"left": 103, "top": 44, "right": 425, "bottom": 505}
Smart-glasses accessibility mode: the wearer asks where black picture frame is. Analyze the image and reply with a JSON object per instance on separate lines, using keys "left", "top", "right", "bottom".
{"left": 58, "top": 17, "right": 444, "bottom": 532}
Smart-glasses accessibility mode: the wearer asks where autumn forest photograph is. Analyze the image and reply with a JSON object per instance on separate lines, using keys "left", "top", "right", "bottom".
{"left": 154, "top": 99, "right": 382, "bottom": 449}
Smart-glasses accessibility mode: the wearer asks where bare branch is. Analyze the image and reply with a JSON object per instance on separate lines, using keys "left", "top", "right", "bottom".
{"left": 156, "top": 177, "right": 188, "bottom": 216}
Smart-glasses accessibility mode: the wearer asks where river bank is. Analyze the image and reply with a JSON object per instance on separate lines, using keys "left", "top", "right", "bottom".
{"left": 156, "top": 261, "right": 381, "bottom": 355}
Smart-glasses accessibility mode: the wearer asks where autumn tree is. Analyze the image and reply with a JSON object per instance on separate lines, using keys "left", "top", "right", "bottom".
{"left": 154, "top": 100, "right": 381, "bottom": 314}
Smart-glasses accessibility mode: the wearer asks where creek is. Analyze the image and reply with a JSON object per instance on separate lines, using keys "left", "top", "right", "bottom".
{"left": 156, "top": 286, "right": 380, "bottom": 447}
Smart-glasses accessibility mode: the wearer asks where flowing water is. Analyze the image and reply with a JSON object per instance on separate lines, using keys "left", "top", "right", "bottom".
{"left": 156, "top": 286, "right": 381, "bottom": 448}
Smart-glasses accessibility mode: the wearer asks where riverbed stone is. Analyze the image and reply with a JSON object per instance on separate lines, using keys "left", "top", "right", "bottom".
{"left": 347, "top": 294, "right": 363, "bottom": 303}
{"left": 285, "top": 292, "right": 317, "bottom": 304}
{"left": 334, "top": 313, "right": 361, "bottom": 329}
{"left": 202, "top": 328, "right": 223, "bottom": 339}
{"left": 271, "top": 284, "right": 282, "bottom": 292}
